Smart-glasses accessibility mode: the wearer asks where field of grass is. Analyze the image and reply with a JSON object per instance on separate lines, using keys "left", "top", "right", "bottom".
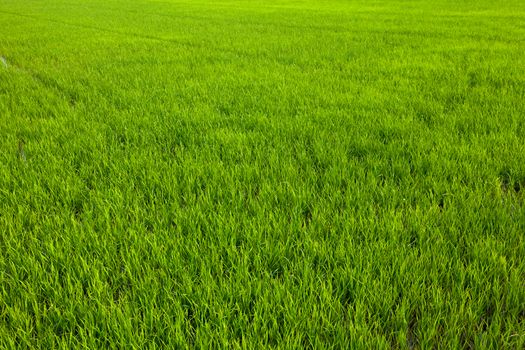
{"left": 1, "top": 0, "right": 525, "bottom": 347}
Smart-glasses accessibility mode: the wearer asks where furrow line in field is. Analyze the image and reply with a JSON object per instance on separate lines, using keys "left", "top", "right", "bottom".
{"left": 0, "top": 9, "right": 206, "bottom": 50}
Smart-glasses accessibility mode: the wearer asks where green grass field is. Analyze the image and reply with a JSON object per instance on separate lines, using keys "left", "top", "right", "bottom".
{"left": 1, "top": 0, "right": 525, "bottom": 348}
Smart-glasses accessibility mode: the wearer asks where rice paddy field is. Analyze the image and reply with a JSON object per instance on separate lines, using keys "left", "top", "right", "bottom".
{"left": 1, "top": 0, "right": 525, "bottom": 348}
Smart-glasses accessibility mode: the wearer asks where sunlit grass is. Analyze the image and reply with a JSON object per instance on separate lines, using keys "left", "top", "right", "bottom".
{"left": 1, "top": 0, "right": 524, "bottom": 347}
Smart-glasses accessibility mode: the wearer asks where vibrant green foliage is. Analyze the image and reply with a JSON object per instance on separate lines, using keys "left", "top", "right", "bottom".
{"left": 1, "top": 0, "right": 524, "bottom": 347}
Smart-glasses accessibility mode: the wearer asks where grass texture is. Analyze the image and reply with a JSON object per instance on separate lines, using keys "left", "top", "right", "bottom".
{"left": 1, "top": 0, "right": 524, "bottom": 348}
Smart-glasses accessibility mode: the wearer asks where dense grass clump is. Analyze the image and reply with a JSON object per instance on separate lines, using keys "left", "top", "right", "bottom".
{"left": 1, "top": 0, "right": 524, "bottom": 347}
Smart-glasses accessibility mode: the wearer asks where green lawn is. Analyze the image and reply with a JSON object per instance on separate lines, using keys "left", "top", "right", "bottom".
{"left": 1, "top": 0, "right": 524, "bottom": 348}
